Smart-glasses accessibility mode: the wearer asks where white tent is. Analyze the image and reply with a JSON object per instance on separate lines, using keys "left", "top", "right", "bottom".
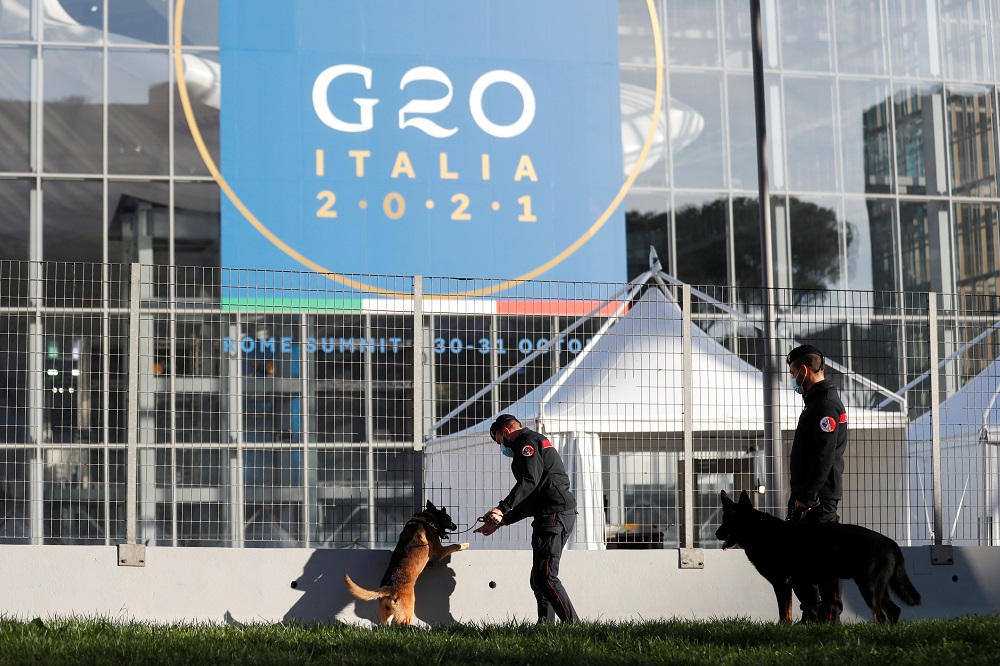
{"left": 425, "top": 283, "right": 908, "bottom": 550}
{"left": 907, "top": 357, "right": 1000, "bottom": 546}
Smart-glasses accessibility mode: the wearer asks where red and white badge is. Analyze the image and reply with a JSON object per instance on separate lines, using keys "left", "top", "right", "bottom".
{"left": 521, "top": 445, "right": 535, "bottom": 457}
{"left": 819, "top": 416, "right": 837, "bottom": 433}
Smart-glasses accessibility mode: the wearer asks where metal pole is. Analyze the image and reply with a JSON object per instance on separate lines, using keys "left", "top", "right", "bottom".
{"left": 681, "top": 285, "right": 694, "bottom": 548}
{"left": 126, "top": 262, "right": 140, "bottom": 545}
{"left": 412, "top": 276, "right": 425, "bottom": 516}
{"left": 929, "top": 292, "right": 942, "bottom": 545}
{"left": 750, "top": 0, "right": 782, "bottom": 515}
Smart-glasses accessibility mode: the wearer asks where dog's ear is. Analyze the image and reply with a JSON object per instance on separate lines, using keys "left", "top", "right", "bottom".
{"left": 426, "top": 500, "right": 436, "bottom": 511}
{"left": 738, "top": 489, "right": 753, "bottom": 508}
{"left": 720, "top": 490, "right": 732, "bottom": 505}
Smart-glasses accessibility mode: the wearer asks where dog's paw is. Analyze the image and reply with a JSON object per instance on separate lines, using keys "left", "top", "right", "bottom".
{"left": 459, "top": 542, "right": 470, "bottom": 550}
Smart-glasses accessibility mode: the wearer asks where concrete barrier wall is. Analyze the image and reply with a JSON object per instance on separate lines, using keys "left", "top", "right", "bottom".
{"left": 0, "top": 545, "right": 996, "bottom": 625}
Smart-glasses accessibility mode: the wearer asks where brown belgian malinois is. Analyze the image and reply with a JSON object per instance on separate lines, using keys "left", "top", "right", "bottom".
{"left": 344, "top": 501, "right": 469, "bottom": 626}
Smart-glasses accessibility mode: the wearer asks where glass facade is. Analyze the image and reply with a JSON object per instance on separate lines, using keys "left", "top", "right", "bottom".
{"left": 2, "top": 1, "right": 1000, "bottom": 546}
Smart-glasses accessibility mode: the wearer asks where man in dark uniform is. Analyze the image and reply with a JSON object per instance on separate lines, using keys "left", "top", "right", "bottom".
{"left": 786, "top": 344, "right": 849, "bottom": 623}
{"left": 474, "top": 414, "right": 579, "bottom": 623}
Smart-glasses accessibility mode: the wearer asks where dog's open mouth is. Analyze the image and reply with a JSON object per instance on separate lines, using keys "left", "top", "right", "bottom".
{"left": 717, "top": 530, "right": 738, "bottom": 550}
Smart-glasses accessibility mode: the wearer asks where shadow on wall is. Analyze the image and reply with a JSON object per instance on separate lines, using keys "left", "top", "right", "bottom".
{"left": 281, "top": 548, "right": 459, "bottom": 626}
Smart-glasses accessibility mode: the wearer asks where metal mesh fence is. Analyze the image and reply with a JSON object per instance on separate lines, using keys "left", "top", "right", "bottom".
{"left": 0, "top": 260, "right": 997, "bottom": 549}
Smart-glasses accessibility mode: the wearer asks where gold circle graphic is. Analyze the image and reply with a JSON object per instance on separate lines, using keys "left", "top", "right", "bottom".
{"left": 174, "top": 0, "right": 663, "bottom": 297}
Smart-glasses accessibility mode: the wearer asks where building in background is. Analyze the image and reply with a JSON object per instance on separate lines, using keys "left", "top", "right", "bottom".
{"left": 1, "top": 0, "right": 999, "bottom": 547}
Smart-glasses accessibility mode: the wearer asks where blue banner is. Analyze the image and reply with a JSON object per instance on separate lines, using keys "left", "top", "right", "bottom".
{"left": 219, "top": 0, "right": 625, "bottom": 293}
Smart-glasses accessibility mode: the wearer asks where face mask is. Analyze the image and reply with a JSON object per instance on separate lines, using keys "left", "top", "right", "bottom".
{"left": 500, "top": 445, "right": 513, "bottom": 458}
{"left": 791, "top": 368, "right": 806, "bottom": 395}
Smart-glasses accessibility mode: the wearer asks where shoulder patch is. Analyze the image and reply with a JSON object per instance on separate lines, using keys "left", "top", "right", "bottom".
{"left": 541, "top": 439, "right": 553, "bottom": 449}
{"left": 819, "top": 416, "right": 837, "bottom": 433}
{"left": 521, "top": 444, "right": 535, "bottom": 457}
{"left": 839, "top": 412, "right": 848, "bottom": 424}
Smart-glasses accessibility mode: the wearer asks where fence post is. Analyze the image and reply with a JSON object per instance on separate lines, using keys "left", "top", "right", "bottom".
{"left": 413, "top": 276, "right": 424, "bottom": 516}
{"left": 118, "top": 262, "right": 145, "bottom": 566}
{"left": 681, "top": 285, "right": 694, "bottom": 549}
{"left": 927, "top": 292, "right": 952, "bottom": 564}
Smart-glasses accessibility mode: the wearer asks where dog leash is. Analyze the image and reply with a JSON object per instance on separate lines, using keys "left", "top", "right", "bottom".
{"left": 450, "top": 522, "right": 480, "bottom": 536}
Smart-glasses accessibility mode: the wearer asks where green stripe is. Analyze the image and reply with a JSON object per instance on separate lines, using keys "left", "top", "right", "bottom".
{"left": 220, "top": 297, "right": 362, "bottom": 312}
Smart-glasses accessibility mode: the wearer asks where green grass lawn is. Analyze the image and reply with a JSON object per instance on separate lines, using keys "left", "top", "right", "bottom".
{"left": 0, "top": 616, "right": 997, "bottom": 665}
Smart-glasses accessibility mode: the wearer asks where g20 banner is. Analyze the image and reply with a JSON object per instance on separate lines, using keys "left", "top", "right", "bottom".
{"left": 217, "top": 0, "right": 626, "bottom": 294}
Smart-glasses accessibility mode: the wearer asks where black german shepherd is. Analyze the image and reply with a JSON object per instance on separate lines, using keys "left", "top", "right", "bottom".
{"left": 716, "top": 490, "right": 921, "bottom": 623}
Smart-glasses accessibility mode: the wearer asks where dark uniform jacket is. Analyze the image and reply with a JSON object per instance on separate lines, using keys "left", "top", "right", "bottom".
{"left": 496, "top": 428, "right": 577, "bottom": 525}
{"left": 789, "top": 379, "right": 848, "bottom": 506}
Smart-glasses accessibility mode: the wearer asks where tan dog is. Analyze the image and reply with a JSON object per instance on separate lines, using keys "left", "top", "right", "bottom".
{"left": 344, "top": 501, "right": 469, "bottom": 626}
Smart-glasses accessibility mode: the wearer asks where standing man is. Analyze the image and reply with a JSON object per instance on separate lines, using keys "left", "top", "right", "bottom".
{"left": 474, "top": 414, "right": 579, "bottom": 623}
{"left": 785, "top": 344, "right": 849, "bottom": 623}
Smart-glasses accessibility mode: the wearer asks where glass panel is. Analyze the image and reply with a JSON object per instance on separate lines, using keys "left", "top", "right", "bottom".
{"left": 0, "top": 46, "right": 32, "bottom": 172}
{"left": 887, "top": 0, "right": 940, "bottom": 79}
{"left": 726, "top": 73, "right": 757, "bottom": 190}
{"left": 0, "top": 179, "right": 30, "bottom": 261}
{"left": 0, "top": 0, "right": 32, "bottom": 40}
{"left": 674, "top": 192, "right": 728, "bottom": 286}
{"left": 894, "top": 83, "right": 948, "bottom": 196}
{"left": 621, "top": 68, "right": 668, "bottom": 189}
{"left": 779, "top": 0, "right": 833, "bottom": 72}
{"left": 372, "top": 450, "right": 414, "bottom": 546}
{"left": 315, "top": 449, "right": 367, "bottom": 547}
{"left": 899, "top": 199, "right": 952, "bottom": 292}
{"left": 947, "top": 85, "right": 997, "bottom": 198}
{"left": 174, "top": 52, "right": 220, "bottom": 178}
{"left": 954, "top": 202, "right": 1000, "bottom": 297}
{"left": 731, "top": 196, "right": 765, "bottom": 299}
{"left": 432, "top": 315, "right": 491, "bottom": 436}
{"left": 370, "top": 315, "right": 412, "bottom": 443}
{"left": 834, "top": 0, "right": 888, "bottom": 75}
{"left": 42, "top": 48, "right": 103, "bottom": 174}
{"left": 175, "top": 182, "right": 221, "bottom": 298}
{"left": 44, "top": 447, "right": 124, "bottom": 544}
{"left": 783, "top": 76, "right": 838, "bottom": 192}
{"left": 844, "top": 197, "right": 898, "bottom": 292}
{"left": 43, "top": 179, "right": 103, "bottom": 264}
{"left": 0, "top": 318, "right": 30, "bottom": 446}
{"left": 42, "top": 180, "right": 104, "bottom": 307}
{"left": 244, "top": 446, "right": 303, "bottom": 547}
{"left": 497, "top": 316, "right": 552, "bottom": 408}
{"left": 108, "top": 0, "right": 171, "bottom": 45}
{"left": 788, "top": 196, "right": 843, "bottom": 293}
{"left": 179, "top": 0, "right": 219, "bottom": 47}
{"left": 839, "top": 78, "right": 893, "bottom": 195}
{"left": 0, "top": 449, "right": 31, "bottom": 543}
{"left": 107, "top": 179, "right": 170, "bottom": 264}
{"left": 157, "top": 393, "right": 226, "bottom": 444}
{"left": 108, "top": 50, "right": 170, "bottom": 175}
{"left": 939, "top": 0, "right": 991, "bottom": 81}
{"left": 666, "top": 0, "right": 721, "bottom": 67}
{"left": 670, "top": 70, "right": 725, "bottom": 189}
{"left": 624, "top": 191, "right": 671, "bottom": 279}
{"left": 155, "top": 448, "right": 230, "bottom": 546}
{"left": 42, "top": 317, "right": 106, "bottom": 444}
{"left": 237, "top": 316, "right": 303, "bottom": 445}
{"left": 44, "top": 0, "right": 104, "bottom": 44}
{"left": 723, "top": 0, "right": 772, "bottom": 70}
{"left": 618, "top": 0, "right": 658, "bottom": 68}
{"left": 313, "top": 315, "right": 365, "bottom": 444}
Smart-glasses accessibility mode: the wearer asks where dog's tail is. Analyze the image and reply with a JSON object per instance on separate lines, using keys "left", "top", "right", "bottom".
{"left": 344, "top": 573, "right": 390, "bottom": 601}
{"left": 890, "top": 552, "right": 921, "bottom": 606}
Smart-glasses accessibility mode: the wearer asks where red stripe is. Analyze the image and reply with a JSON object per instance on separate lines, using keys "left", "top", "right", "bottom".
{"left": 839, "top": 413, "right": 848, "bottom": 423}
{"left": 541, "top": 439, "right": 553, "bottom": 449}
